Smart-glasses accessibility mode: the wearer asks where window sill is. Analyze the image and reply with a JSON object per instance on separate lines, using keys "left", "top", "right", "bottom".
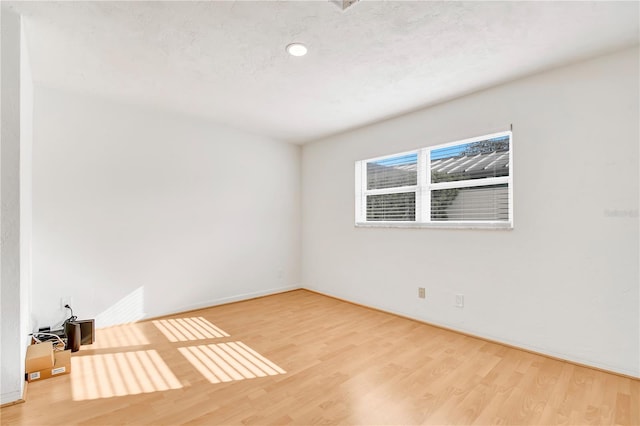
{"left": 355, "top": 221, "right": 513, "bottom": 230}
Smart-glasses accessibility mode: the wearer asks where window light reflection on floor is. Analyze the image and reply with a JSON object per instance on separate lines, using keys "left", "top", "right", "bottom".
{"left": 71, "top": 350, "right": 182, "bottom": 401}
{"left": 153, "top": 317, "right": 229, "bottom": 342}
{"left": 178, "top": 341, "right": 286, "bottom": 384}
{"left": 81, "top": 323, "right": 150, "bottom": 350}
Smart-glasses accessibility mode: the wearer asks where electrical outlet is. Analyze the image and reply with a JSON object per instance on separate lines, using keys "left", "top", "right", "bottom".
{"left": 418, "top": 287, "right": 426, "bottom": 299}
{"left": 455, "top": 294, "right": 464, "bottom": 308}
{"left": 60, "top": 296, "right": 73, "bottom": 310}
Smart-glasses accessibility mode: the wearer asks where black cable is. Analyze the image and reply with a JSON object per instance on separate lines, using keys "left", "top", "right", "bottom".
{"left": 64, "top": 304, "right": 77, "bottom": 324}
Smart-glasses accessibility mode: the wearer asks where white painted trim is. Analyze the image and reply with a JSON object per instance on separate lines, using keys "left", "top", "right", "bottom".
{"left": 303, "top": 287, "right": 640, "bottom": 379}
{"left": 140, "top": 285, "right": 302, "bottom": 320}
{"left": 356, "top": 221, "right": 513, "bottom": 230}
{"left": 355, "top": 130, "right": 513, "bottom": 228}
{"left": 426, "top": 130, "right": 512, "bottom": 151}
{"left": 362, "top": 148, "right": 419, "bottom": 164}
{"left": 417, "top": 149, "right": 428, "bottom": 222}
{"left": 509, "top": 131, "right": 514, "bottom": 228}
{"left": 354, "top": 161, "right": 363, "bottom": 223}
{"left": 364, "top": 185, "right": 418, "bottom": 196}
{"left": 429, "top": 176, "right": 509, "bottom": 191}
{"left": 0, "top": 391, "right": 23, "bottom": 406}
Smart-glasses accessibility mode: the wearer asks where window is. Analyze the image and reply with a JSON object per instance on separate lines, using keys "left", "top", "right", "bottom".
{"left": 355, "top": 131, "right": 512, "bottom": 229}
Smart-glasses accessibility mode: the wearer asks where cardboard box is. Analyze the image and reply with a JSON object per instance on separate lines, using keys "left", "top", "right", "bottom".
{"left": 26, "top": 350, "right": 71, "bottom": 382}
{"left": 25, "top": 342, "right": 54, "bottom": 373}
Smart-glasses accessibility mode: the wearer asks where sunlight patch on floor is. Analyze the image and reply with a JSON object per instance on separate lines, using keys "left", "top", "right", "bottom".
{"left": 81, "top": 323, "right": 150, "bottom": 350}
{"left": 71, "top": 350, "right": 182, "bottom": 401}
{"left": 179, "top": 341, "right": 286, "bottom": 384}
{"left": 153, "top": 317, "right": 229, "bottom": 342}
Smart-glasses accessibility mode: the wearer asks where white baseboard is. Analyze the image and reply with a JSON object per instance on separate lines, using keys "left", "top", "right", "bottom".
{"left": 1, "top": 389, "right": 23, "bottom": 407}
{"left": 143, "top": 285, "right": 302, "bottom": 321}
{"left": 304, "top": 286, "right": 640, "bottom": 379}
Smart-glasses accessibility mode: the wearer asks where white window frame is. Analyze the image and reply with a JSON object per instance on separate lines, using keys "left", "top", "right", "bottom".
{"left": 355, "top": 130, "right": 513, "bottom": 229}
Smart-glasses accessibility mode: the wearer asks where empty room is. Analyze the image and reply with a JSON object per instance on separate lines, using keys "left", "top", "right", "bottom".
{"left": 1, "top": 1, "right": 638, "bottom": 425}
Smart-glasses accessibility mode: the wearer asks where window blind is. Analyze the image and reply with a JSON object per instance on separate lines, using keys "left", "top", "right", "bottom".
{"left": 355, "top": 131, "right": 512, "bottom": 228}
{"left": 367, "top": 153, "right": 417, "bottom": 190}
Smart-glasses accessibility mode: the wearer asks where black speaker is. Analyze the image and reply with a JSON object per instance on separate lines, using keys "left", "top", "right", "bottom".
{"left": 64, "top": 322, "right": 81, "bottom": 352}
{"left": 71, "top": 319, "right": 95, "bottom": 345}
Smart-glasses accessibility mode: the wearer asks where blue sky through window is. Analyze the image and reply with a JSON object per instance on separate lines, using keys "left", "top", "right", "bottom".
{"left": 371, "top": 153, "right": 417, "bottom": 167}
{"left": 431, "top": 135, "right": 510, "bottom": 161}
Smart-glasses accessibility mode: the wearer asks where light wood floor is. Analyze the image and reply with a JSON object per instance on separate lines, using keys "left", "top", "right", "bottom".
{"left": 2, "top": 289, "right": 638, "bottom": 425}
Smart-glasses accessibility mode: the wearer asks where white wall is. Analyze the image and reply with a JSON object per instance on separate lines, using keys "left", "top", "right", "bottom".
{"left": 32, "top": 87, "right": 301, "bottom": 329}
{"left": 302, "top": 47, "right": 640, "bottom": 377}
{"left": 19, "top": 15, "right": 34, "bottom": 398}
{"left": 1, "top": 5, "right": 23, "bottom": 405}
{"left": 1, "top": 5, "right": 32, "bottom": 405}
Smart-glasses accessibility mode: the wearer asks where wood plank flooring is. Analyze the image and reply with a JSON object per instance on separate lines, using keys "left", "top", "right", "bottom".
{"left": 1, "top": 289, "right": 638, "bottom": 425}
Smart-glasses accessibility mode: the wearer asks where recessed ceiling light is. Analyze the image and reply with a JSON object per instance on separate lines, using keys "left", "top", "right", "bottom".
{"left": 286, "top": 43, "right": 307, "bottom": 57}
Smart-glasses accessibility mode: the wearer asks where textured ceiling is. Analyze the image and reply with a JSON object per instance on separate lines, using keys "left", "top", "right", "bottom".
{"left": 8, "top": 1, "right": 640, "bottom": 143}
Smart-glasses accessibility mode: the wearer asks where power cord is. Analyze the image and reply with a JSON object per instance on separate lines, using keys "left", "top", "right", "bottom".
{"left": 63, "top": 304, "right": 77, "bottom": 324}
{"left": 31, "top": 332, "right": 66, "bottom": 351}
{"left": 29, "top": 304, "right": 77, "bottom": 352}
